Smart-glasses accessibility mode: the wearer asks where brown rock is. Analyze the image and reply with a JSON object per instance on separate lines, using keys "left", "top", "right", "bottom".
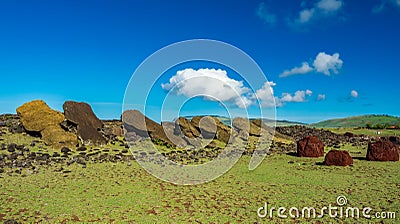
{"left": 122, "top": 110, "right": 176, "bottom": 147}
{"left": 232, "top": 118, "right": 261, "bottom": 136}
{"left": 191, "top": 116, "right": 217, "bottom": 139}
{"left": 367, "top": 139, "right": 399, "bottom": 161}
{"left": 324, "top": 150, "right": 353, "bottom": 166}
{"left": 176, "top": 117, "right": 201, "bottom": 138}
{"left": 343, "top": 132, "right": 354, "bottom": 138}
{"left": 17, "top": 100, "right": 64, "bottom": 132}
{"left": 297, "top": 136, "right": 324, "bottom": 157}
{"left": 191, "top": 116, "right": 232, "bottom": 143}
{"left": 16, "top": 100, "right": 77, "bottom": 148}
{"left": 161, "top": 122, "right": 187, "bottom": 148}
{"left": 63, "top": 101, "right": 106, "bottom": 145}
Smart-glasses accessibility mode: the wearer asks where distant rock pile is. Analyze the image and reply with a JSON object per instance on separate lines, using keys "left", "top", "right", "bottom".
{"left": 276, "top": 125, "right": 373, "bottom": 148}
{"left": 297, "top": 136, "right": 324, "bottom": 157}
{"left": 122, "top": 110, "right": 278, "bottom": 150}
{"left": 367, "top": 139, "right": 399, "bottom": 161}
{"left": 16, "top": 100, "right": 78, "bottom": 147}
{"left": 324, "top": 150, "right": 353, "bottom": 166}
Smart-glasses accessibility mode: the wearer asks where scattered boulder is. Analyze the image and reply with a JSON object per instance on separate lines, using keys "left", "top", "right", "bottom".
{"left": 63, "top": 101, "right": 106, "bottom": 145}
{"left": 344, "top": 132, "right": 354, "bottom": 138}
{"left": 324, "top": 150, "right": 353, "bottom": 166}
{"left": 367, "top": 139, "right": 399, "bottom": 161}
{"left": 297, "top": 136, "right": 324, "bottom": 157}
{"left": 61, "top": 147, "right": 71, "bottom": 154}
{"left": 16, "top": 100, "right": 77, "bottom": 147}
{"left": 4, "top": 219, "right": 18, "bottom": 224}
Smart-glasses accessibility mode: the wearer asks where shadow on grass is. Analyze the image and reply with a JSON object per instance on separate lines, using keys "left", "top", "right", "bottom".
{"left": 286, "top": 152, "right": 297, "bottom": 157}
{"left": 352, "top": 156, "right": 368, "bottom": 161}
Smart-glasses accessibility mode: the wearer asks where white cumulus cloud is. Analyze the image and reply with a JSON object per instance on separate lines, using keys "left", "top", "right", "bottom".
{"left": 313, "top": 52, "right": 343, "bottom": 75}
{"left": 280, "top": 90, "right": 313, "bottom": 103}
{"left": 351, "top": 90, "right": 358, "bottom": 98}
{"left": 317, "top": 94, "right": 326, "bottom": 101}
{"left": 298, "top": 8, "right": 315, "bottom": 23}
{"left": 279, "top": 52, "right": 343, "bottom": 77}
{"left": 161, "top": 68, "right": 250, "bottom": 107}
{"left": 163, "top": 68, "right": 314, "bottom": 109}
{"left": 252, "top": 81, "right": 280, "bottom": 107}
{"left": 279, "top": 62, "right": 314, "bottom": 77}
{"left": 293, "top": 0, "right": 343, "bottom": 25}
{"left": 317, "top": 0, "right": 343, "bottom": 13}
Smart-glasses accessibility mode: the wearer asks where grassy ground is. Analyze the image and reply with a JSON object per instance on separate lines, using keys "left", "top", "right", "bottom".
{"left": 0, "top": 140, "right": 399, "bottom": 223}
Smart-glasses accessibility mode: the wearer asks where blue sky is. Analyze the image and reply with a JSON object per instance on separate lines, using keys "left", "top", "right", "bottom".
{"left": 0, "top": 0, "right": 399, "bottom": 123}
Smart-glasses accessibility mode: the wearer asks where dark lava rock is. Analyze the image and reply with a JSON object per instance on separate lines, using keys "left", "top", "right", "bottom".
{"left": 63, "top": 101, "right": 107, "bottom": 145}
{"left": 76, "top": 146, "right": 87, "bottom": 151}
{"left": 297, "top": 136, "right": 324, "bottom": 157}
{"left": 15, "top": 145, "right": 24, "bottom": 150}
{"left": 7, "top": 143, "right": 16, "bottom": 152}
{"left": 388, "top": 136, "right": 400, "bottom": 145}
{"left": 53, "top": 152, "right": 60, "bottom": 157}
{"left": 0, "top": 120, "right": 6, "bottom": 127}
{"left": 61, "top": 147, "right": 71, "bottom": 154}
{"left": 324, "top": 150, "right": 353, "bottom": 166}
{"left": 7, "top": 153, "right": 18, "bottom": 160}
{"left": 4, "top": 219, "right": 18, "bottom": 224}
{"left": 367, "top": 139, "right": 399, "bottom": 162}
{"left": 344, "top": 132, "right": 354, "bottom": 138}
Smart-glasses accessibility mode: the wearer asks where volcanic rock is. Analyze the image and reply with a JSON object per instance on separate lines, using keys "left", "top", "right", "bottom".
{"left": 297, "top": 136, "right": 324, "bottom": 157}
{"left": 16, "top": 100, "right": 77, "bottom": 147}
{"left": 176, "top": 117, "right": 200, "bottom": 138}
{"left": 191, "top": 116, "right": 232, "bottom": 143}
{"left": 367, "top": 139, "right": 399, "bottom": 161}
{"left": 324, "top": 150, "right": 353, "bottom": 166}
{"left": 344, "top": 132, "right": 354, "bottom": 138}
{"left": 161, "top": 122, "right": 187, "bottom": 148}
{"left": 388, "top": 136, "right": 400, "bottom": 145}
{"left": 232, "top": 118, "right": 260, "bottom": 137}
{"left": 61, "top": 147, "right": 71, "bottom": 154}
{"left": 122, "top": 110, "right": 176, "bottom": 147}
{"left": 63, "top": 101, "right": 106, "bottom": 145}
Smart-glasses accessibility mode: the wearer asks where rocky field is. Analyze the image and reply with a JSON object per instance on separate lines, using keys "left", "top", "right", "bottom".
{"left": 0, "top": 100, "right": 399, "bottom": 223}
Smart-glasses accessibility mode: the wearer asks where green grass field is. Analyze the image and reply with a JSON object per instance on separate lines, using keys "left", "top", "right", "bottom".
{"left": 1, "top": 141, "right": 399, "bottom": 223}
{"left": 312, "top": 115, "right": 400, "bottom": 128}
